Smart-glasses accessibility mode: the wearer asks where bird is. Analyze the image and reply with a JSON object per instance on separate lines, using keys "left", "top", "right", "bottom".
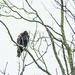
{"left": 17, "top": 31, "right": 29, "bottom": 57}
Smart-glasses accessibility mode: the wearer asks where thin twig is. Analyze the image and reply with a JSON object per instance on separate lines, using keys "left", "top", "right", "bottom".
{"left": 0, "top": 20, "right": 51, "bottom": 75}
{"left": 0, "top": 62, "right": 8, "bottom": 75}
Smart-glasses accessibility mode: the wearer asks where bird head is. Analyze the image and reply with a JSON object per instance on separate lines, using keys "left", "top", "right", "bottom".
{"left": 24, "top": 31, "right": 28, "bottom": 35}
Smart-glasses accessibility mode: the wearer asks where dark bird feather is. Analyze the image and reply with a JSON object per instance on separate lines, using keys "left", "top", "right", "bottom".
{"left": 17, "top": 31, "right": 29, "bottom": 57}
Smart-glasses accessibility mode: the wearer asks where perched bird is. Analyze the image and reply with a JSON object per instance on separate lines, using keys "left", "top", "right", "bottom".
{"left": 17, "top": 31, "right": 29, "bottom": 57}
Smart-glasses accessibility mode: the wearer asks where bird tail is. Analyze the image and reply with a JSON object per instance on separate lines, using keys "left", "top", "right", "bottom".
{"left": 17, "top": 49, "right": 21, "bottom": 57}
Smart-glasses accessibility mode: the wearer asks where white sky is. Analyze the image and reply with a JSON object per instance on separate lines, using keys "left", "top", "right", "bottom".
{"left": 0, "top": 0, "right": 75, "bottom": 75}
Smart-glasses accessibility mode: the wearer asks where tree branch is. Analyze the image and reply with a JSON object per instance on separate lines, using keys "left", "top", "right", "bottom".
{"left": 0, "top": 20, "right": 51, "bottom": 75}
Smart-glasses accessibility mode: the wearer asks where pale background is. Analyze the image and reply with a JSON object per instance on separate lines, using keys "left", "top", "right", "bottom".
{"left": 0, "top": 0, "right": 75, "bottom": 75}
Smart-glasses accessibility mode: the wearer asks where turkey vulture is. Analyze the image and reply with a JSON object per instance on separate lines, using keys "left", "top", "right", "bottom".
{"left": 17, "top": 31, "right": 29, "bottom": 57}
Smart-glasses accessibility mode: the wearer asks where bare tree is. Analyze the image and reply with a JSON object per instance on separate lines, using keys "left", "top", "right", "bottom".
{"left": 0, "top": 0, "right": 75, "bottom": 75}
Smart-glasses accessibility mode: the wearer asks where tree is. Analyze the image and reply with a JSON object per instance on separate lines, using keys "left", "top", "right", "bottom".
{"left": 0, "top": 0, "right": 75, "bottom": 75}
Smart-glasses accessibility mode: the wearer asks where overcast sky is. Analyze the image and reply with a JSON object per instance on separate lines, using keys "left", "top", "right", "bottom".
{"left": 0, "top": 0, "right": 75, "bottom": 75}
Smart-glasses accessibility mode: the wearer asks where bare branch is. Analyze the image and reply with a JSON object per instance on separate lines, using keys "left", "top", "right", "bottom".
{"left": 0, "top": 20, "right": 51, "bottom": 75}
{"left": 65, "top": 16, "right": 75, "bottom": 34}
{"left": 62, "top": 43, "right": 69, "bottom": 75}
{"left": 54, "top": 0, "right": 75, "bottom": 19}
{"left": 0, "top": 62, "right": 8, "bottom": 75}
{"left": 47, "top": 28, "right": 66, "bottom": 75}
